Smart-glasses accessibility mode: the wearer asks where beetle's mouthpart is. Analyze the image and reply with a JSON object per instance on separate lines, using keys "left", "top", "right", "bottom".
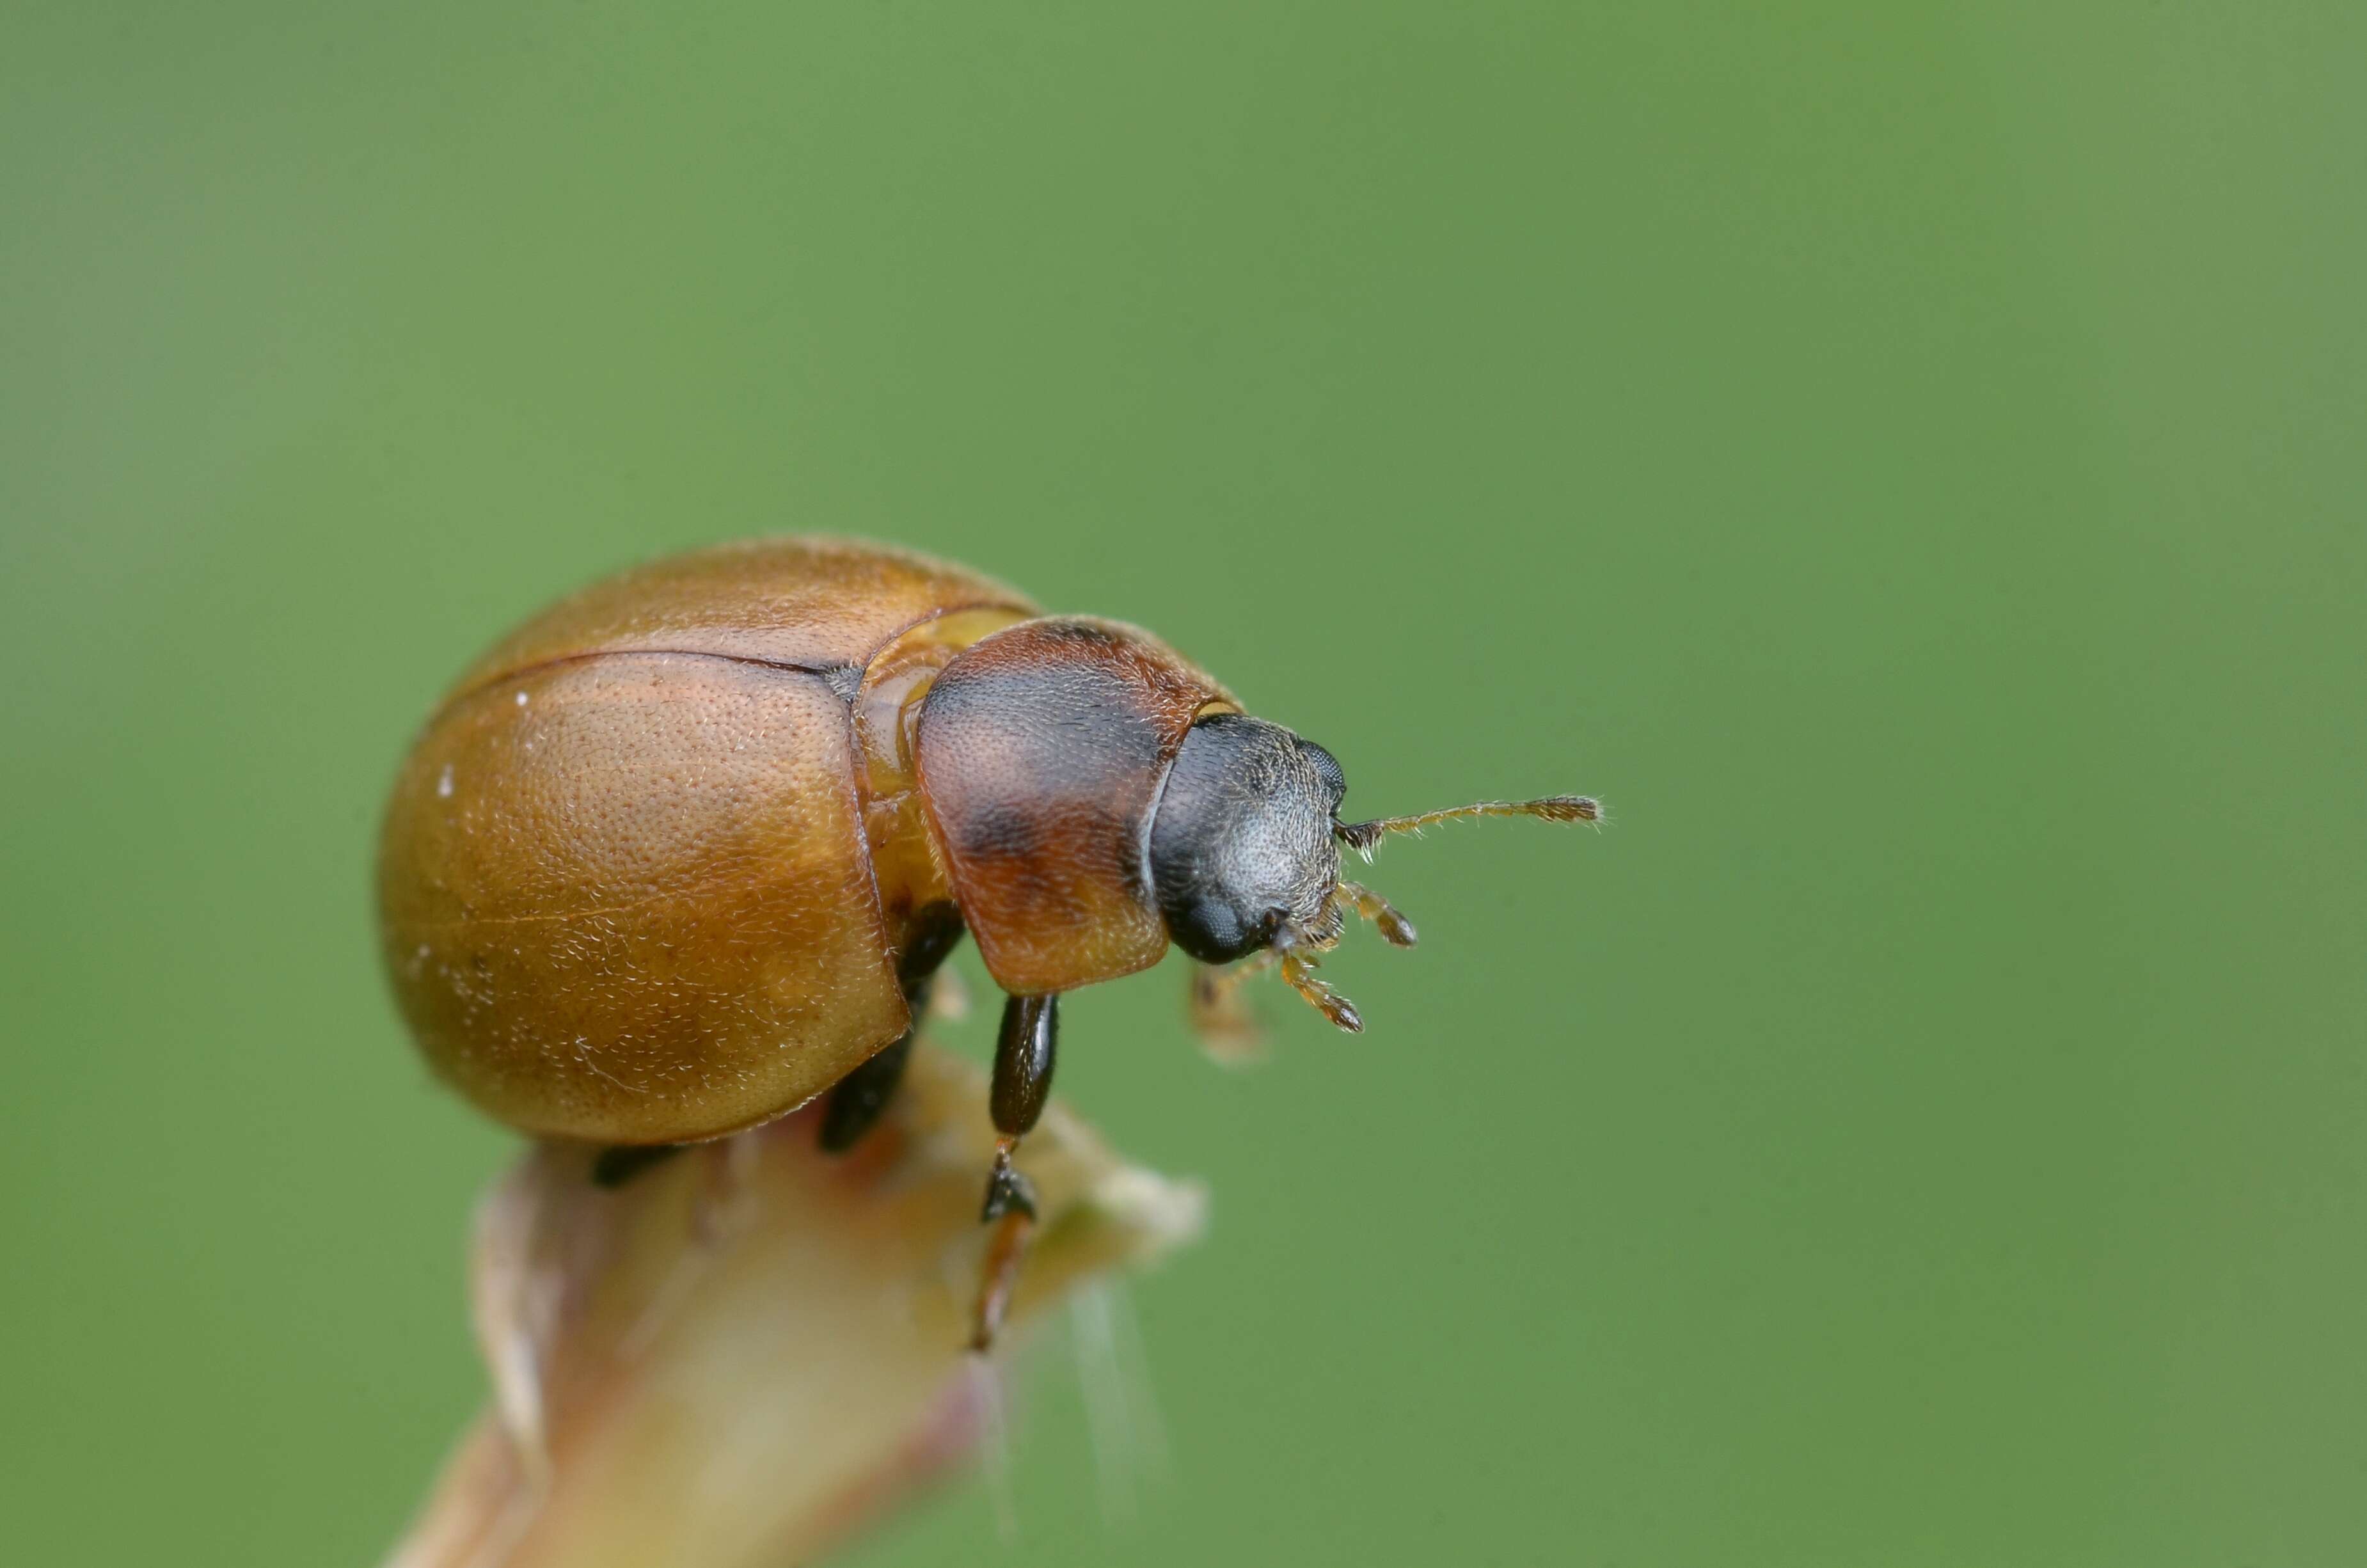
{"left": 1334, "top": 793, "right": 1601, "bottom": 860}
{"left": 1334, "top": 878, "right": 1418, "bottom": 948}
{"left": 1273, "top": 925, "right": 1361, "bottom": 1033}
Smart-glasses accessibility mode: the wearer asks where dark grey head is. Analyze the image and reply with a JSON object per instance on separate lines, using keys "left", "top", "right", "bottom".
{"left": 1146, "top": 711, "right": 1598, "bottom": 1031}
{"left": 1148, "top": 714, "right": 1346, "bottom": 964}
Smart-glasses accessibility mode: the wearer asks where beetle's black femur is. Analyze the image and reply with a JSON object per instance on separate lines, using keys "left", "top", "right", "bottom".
{"left": 1148, "top": 714, "right": 1347, "bottom": 964}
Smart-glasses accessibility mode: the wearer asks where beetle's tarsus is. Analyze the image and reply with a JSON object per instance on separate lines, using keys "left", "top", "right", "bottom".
{"left": 969, "top": 994, "right": 1059, "bottom": 1348}
{"left": 969, "top": 1200, "right": 1035, "bottom": 1353}
{"left": 972, "top": 1140, "right": 1037, "bottom": 1350}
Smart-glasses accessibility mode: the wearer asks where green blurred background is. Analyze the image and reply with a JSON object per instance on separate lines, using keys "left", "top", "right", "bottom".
{"left": 4, "top": 3, "right": 2361, "bottom": 1564}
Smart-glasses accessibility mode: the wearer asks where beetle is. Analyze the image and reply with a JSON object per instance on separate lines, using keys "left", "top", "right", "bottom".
{"left": 377, "top": 538, "right": 1596, "bottom": 1348}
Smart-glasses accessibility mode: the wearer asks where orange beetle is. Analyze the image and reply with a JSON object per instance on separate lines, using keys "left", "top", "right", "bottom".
{"left": 378, "top": 538, "right": 1595, "bottom": 1347}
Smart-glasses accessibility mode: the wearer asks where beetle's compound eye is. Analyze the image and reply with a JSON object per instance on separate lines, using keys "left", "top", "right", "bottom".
{"left": 1150, "top": 715, "right": 1345, "bottom": 965}
{"left": 1299, "top": 740, "right": 1347, "bottom": 811}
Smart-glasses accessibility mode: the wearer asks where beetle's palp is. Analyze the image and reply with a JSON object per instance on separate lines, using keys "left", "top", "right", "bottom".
{"left": 1334, "top": 879, "right": 1418, "bottom": 948}
{"left": 1334, "top": 794, "right": 1600, "bottom": 859}
{"left": 1273, "top": 928, "right": 1362, "bottom": 1033}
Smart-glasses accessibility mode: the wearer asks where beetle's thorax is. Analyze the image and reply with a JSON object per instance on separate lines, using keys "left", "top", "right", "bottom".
{"left": 912, "top": 617, "right": 1236, "bottom": 996}
{"left": 851, "top": 607, "right": 1031, "bottom": 965}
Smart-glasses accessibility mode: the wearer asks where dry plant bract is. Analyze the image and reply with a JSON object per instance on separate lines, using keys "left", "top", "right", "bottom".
{"left": 383, "top": 1044, "right": 1204, "bottom": 1568}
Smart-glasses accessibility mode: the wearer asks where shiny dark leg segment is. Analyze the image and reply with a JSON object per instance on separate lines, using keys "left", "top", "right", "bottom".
{"left": 817, "top": 905, "right": 965, "bottom": 1155}
{"left": 972, "top": 992, "right": 1059, "bottom": 1350}
{"left": 816, "top": 1030, "right": 914, "bottom": 1153}
{"left": 983, "top": 993, "right": 1058, "bottom": 1218}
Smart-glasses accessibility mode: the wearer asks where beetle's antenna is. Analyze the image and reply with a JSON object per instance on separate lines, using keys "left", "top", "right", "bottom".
{"left": 1334, "top": 880, "right": 1418, "bottom": 948}
{"left": 1334, "top": 795, "right": 1599, "bottom": 859}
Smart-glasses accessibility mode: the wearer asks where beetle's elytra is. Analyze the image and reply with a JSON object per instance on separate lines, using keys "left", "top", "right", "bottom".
{"left": 378, "top": 537, "right": 1595, "bottom": 1347}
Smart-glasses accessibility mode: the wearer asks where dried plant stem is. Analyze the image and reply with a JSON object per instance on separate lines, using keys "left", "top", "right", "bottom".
{"left": 383, "top": 1044, "right": 1203, "bottom": 1568}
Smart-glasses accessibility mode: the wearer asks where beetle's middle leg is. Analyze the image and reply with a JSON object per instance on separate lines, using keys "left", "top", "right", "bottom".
{"left": 972, "top": 991, "right": 1059, "bottom": 1352}
{"left": 591, "top": 1141, "right": 688, "bottom": 1188}
{"left": 816, "top": 1031, "right": 914, "bottom": 1153}
{"left": 816, "top": 975, "right": 938, "bottom": 1152}
{"left": 819, "top": 905, "right": 967, "bottom": 1154}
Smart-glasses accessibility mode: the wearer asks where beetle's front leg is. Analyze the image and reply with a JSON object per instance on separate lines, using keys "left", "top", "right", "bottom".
{"left": 1187, "top": 954, "right": 1274, "bottom": 1065}
{"left": 971, "top": 992, "right": 1057, "bottom": 1351}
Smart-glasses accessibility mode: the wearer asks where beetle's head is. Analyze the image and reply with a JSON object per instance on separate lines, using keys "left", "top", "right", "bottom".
{"left": 1148, "top": 713, "right": 1598, "bottom": 1032}
{"left": 1150, "top": 715, "right": 1347, "bottom": 965}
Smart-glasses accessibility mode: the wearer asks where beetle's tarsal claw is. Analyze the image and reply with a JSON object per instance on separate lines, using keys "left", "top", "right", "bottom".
{"left": 979, "top": 1148, "right": 1037, "bottom": 1224}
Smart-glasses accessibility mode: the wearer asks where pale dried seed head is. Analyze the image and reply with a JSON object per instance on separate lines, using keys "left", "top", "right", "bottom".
{"left": 383, "top": 1043, "right": 1204, "bottom": 1568}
